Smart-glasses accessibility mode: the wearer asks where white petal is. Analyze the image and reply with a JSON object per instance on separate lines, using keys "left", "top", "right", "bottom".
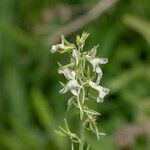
{"left": 71, "top": 88, "right": 78, "bottom": 96}
{"left": 51, "top": 44, "right": 65, "bottom": 53}
{"left": 86, "top": 46, "right": 97, "bottom": 60}
{"left": 89, "top": 81, "right": 97, "bottom": 89}
{"left": 90, "top": 46, "right": 97, "bottom": 59}
{"left": 89, "top": 58, "right": 100, "bottom": 70}
{"left": 58, "top": 67, "right": 75, "bottom": 80}
{"left": 67, "top": 80, "right": 80, "bottom": 89}
{"left": 59, "top": 86, "right": 69, "bottom": 94}
{"left": 96, "top": 96, "right": 103, "bottom": 103}
{"left": 89, "top": 81, "right": 110, "bottom": 103}
{"left": 97, "top": 87, "right": 110, "bottom": 103}
{"left": 90, "top": 58, "right": 108, "bottom": 67}
{"left": 60, "top": 80, "right": 81, "bottom": 96}
{"left": 95, "top": 66, "right": 102, "bottom": 74}
{"left": 96, "top": 71, "right": 103, "bottom": 85}
{"left": 51, "top": 45, "right": 57, "bottom": 53}
{"left": 99, "top": 58, "right": 108, "bottom": 64}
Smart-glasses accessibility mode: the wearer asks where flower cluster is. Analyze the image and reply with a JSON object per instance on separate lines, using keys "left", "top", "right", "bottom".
{"left": 51, "top": 32, "right": 110, "bottom": 143}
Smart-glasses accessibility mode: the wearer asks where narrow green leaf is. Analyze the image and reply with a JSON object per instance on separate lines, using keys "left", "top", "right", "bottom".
{"left": 57, "top": 62, "right": 63, "bottom": 68}
{"left": 59, "top": 81, "right": 65, "bottom": 87}
{"left": 123, "top": 15, "right": 150, "bottom": 44}
{"left": 67, "top": 97, "right": 74, "bottom": 112}
{"left": 86, "top": 144, "right": 90, "bottom": 150}
{"left": 83, "top": 108, "right": 100, "bottom": 116}
{"left": 54, "top": 130, "right": 67, "bottom": 137}
{"left": 64, "top": 119, "right": 70, "bottom": 132}
{"left": 58, "top": 126, "right": 68, "bottom": 135}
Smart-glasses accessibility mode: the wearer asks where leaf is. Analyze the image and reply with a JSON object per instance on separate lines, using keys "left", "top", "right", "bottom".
{"left": 86, "top": 144, "right": 90, "bottom": 150}
{"left": 57, "top": 62, "right": 63, "bottom": 68}
{"left": 4, "top": 66, "right": 30, "bottom": 124}
{"left": 59, "top": 47, "right": 73, "bottom": 54}
{"left": 67, "top": 97, "right": 74, "bottom": 112}
{"left": 59, "top": 81, "right": 65, "bottom": 87}
{"left": 83, "top": 108, "right": 100, "bottom": 116}
{"left": 123, "top": 15, "right": 150, "bottom": 44}
{"left": 64, "top": 119, "right": 70, "bottom": 132}
{"left": 63, "top": 35, "right": 75, "bottom": 47}
{"left": 58, "top": 126, "right": 68, "bottom": 135}
{"left": 54, "top": 130, "right": 67, "bottom": 137}
{"left": 31, "top": 88, "right": 54, "bottom": 129}
{"left": 81, "top": 31, "right": 90, "bottom": 42}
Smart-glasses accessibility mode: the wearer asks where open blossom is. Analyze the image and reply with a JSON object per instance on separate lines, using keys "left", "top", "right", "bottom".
{"left": 85, "top": 45, "right": 97, "bottom": 60}
{"left": 51, "top": 36, "right": 75, "bottom": 53}
{"left": 89, "top": 58, "right": 108, "bottom": 73}
{"left": 58, "top": 67, "right": 81, "bottom": 96}
{"left": 89, "top": 81, "right": 110, "bottom": 103}
{"left": 85, "top": 45, "right": 108, "bottom": 72}
{"left": 59, "top": 79, "right": 81, "bottom": 96}
{"left": 90, "top": 57, "right": 108, "bottom": 84}
{"left": 86, "top": 46, "right": 108, "bottom": 84}
{"left": 58, "top": 67, "right": 75, "bottom": 80}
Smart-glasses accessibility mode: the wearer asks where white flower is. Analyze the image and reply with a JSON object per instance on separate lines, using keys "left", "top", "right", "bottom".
{"left": 89, "top": 57, "right": 108, "bottom": 85}
{"left": 59, "top": 79, "right": 81, "bottom": 96}
{"left": 85, "top": 45, "right": 98, "bottom": 60}
{"left": 59, "top": 67, "right": 81, "bottom": 96}
{"left": 51, "top": 36, "right": 74, "bottom": 53}
{"left": 89, "top": 58, "right": 108, "bottom": 74}
{"left": 51, "top": 44, "right": 64, "bottom": 53}
{"left": 85, "top": 46, "right": 108, "bottom": 84}
{"left": 51, "top": 36, "right": 65, "bottom": 53}
{"left": 89, "top": 81, "right": 110, "bottom": 103}
{"left": 58, "top": 67, "right": 75, "bottom": 80}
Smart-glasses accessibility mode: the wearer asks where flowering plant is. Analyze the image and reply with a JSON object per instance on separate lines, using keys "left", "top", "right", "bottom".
{"left": 50, "top": 32, "right": 110, "bottom": 150}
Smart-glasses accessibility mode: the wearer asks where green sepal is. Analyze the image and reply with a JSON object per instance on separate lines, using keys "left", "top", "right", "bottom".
{"left": 59, "top": 47, "right": 73, "bottom": 54}
{"left": 57, "top": 62, "right": 63, "bottom": 68}
{"left": 83, "top": 108, "right": 100, "bottom": 116}
{"left": 67, "top": 97, "right": 74, "bottom": 112}
{"left": 59, "top": 81, "right": 65, "bottom": 87}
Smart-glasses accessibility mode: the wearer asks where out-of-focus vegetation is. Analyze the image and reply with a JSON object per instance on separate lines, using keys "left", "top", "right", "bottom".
{"left": 0, "top": 0, "right": 150, "bottom": 150}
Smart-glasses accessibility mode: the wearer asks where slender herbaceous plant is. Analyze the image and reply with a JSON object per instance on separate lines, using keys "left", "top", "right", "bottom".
{"left": 50, "top": 32, "right": 110, "bottom": 150}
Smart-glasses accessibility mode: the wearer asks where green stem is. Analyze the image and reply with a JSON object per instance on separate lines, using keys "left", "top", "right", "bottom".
{"left": 79, "top": 120, "right": 84, "bottom": 150}
{"left": 71, "top": 140, "right": 74, "bottom": 150}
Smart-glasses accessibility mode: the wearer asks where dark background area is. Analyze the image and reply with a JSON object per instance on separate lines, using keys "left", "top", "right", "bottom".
{"left": 0, "top": 0, "right": 150, "bottom": 149}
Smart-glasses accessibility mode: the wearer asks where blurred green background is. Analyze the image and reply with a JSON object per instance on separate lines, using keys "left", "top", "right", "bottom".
{"left": 0, "top": 0, "right": 150, "bottom": 149}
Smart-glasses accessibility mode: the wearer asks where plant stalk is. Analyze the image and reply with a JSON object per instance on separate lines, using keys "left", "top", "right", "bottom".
{"left": 79, "top": 120, "right": 85, "bottom": 150}
{"left": 71, "top": 140, "right": 74, "bottom": 150}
